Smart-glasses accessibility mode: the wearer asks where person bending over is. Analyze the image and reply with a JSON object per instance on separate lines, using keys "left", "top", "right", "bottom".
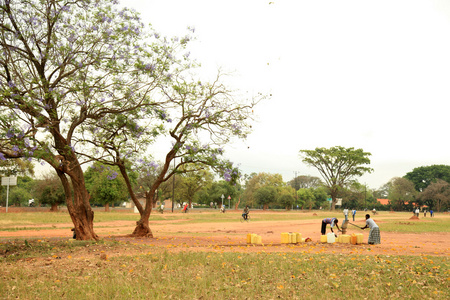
{"left": 321, "top": 217, "right": 340, "bottom": 237}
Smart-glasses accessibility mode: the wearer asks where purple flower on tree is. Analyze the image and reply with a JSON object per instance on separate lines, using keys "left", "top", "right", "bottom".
{"left": 224, "top": 170, "right": 232, "bottom": 182}
{"left": 6, "top": 130, "right": 14, "bottom": 138}
{"left": 107, "top": 171, "right": 118, "bottom": 180}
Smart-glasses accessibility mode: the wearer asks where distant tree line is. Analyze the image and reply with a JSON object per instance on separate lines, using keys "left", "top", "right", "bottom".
{"left": 1, "top": 162, "right": 449, "bottom": 213}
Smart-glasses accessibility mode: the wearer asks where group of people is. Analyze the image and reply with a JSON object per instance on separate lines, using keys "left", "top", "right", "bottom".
{"left": 321, "top": 210, "right": 381, "bottom": 245}
{"left": 417, "top": 208, "right": 434, "bottom": 217}
{"left": 342, "top": 208, "right": 357, "bottom": 221}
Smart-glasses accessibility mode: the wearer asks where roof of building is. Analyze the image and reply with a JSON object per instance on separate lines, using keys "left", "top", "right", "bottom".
{"left": 377, "top": 198, "right": 389, "bottom": 205}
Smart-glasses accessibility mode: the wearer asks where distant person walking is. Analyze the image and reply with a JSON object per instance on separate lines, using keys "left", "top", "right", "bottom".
{"left": 352, "top": 209, "right": 356, "bottom": 221}
{"left": 343, "top": 208, "right": 349, "bottom": 222}
{"left": 415, "top": 208, "right": 420, "bottom": 217}
{"left": 430, "top": 209, "right": 434, "bottom": 217}
{"left": 361, "top": 214, "right": 381, "bottom": 245}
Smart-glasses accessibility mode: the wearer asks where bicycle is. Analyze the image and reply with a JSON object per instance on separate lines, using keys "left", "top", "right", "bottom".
{"left": 240, "top": 214, "right": 250, "bottom": 223}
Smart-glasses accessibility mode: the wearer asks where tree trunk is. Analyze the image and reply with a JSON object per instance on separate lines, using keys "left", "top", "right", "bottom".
{"left": 56, "top": 168, "right": 98, "bottom": 241}
{"left": 330, "top": 190, "right": 338, "bottom": 210}
{"left": 131, "top": 216, "right": 154, "bottom": 238}
{"left": 129, "top": 186, "right": 159, "bottom": 237}
{"left": 50, "top": 203, "right": 58, "bottom": 212}
{"left": 105, "top": 203, "right": 110, "bottom": 212}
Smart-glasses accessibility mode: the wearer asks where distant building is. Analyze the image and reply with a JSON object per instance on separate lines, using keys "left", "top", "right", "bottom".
{"left": 377, "top": 199, "right": 389, "bottom": 205}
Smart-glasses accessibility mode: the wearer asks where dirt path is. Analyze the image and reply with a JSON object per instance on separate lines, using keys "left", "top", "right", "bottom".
{"left": 1, "top": 211, "right": 449, "bottom": 257}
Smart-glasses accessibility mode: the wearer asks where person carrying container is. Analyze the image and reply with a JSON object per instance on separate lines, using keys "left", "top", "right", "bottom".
{"left": 321, "top": 217, "right": 341, "bottom": 236}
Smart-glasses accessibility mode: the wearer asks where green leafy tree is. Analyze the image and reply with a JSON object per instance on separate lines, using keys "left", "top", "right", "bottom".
{"left": 387, "top": 177, "right": 417, "bottom": 211}
{"left": 254, "top": 185, "right": 277, "bottom": 210}
{"left": 193, "top": 184, "right": 212, "bottom": 206}
{"left": 34, "top": 173, "right": 65, "bottom": 211}
{"left": 404, "top": 165, "right": 450, "bottom": 192}
{"left": 297, "top": 188, "right": 314, "bottom": 210}
{"left": 0, "top": 175, "right": 35, "bottom": 207}
{"left": 288, "top": 175, "right": 322, "bottom": 190}
{"left": 311, "top": 187, "right": 328, "bottom": 209}
{"left": 84, "top": 164, "right": 128, "bottom": 212}
{"left": 178, "top": 165, "right": 214, "bottom": 208}
{"left": 277, "top": 186, "right": 295, "bottom": 210}
{"left": 339, "top": 182, "right": 373, "bottom": 210}
{"left": 8, "top": 186, "right": 31, "bottom": 207}
{"left": 242, "top": 173, "right": 284, "bottom": 207}
{"left": 419, "top": 179, "right": 450, "bottom": 212}
{"left": 0, "top": 158, "right": 34, "bottom": 177}
{"left": 300, "top": 146, "right": 373, "bottom": 210}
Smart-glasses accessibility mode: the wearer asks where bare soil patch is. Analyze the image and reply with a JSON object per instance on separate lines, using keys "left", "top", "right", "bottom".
{"left": 1, "top": 211, "right": 449, "bottom": 258}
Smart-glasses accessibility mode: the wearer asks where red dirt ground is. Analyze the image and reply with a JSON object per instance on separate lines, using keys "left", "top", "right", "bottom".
{"left": 1, "top": 210, "right": 449, "bottom": 257}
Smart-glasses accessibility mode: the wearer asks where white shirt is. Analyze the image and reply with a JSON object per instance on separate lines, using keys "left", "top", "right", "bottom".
{"left": 343, "top": 209, "right": 348, "bottom": 215}
{"left": 366, "top": 218, "right": 378, "bottom": 229}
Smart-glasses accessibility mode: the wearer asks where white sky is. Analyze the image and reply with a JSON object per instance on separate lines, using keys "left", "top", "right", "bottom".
{"left": 117, "top": 0, "right": 450, "bottom": 189}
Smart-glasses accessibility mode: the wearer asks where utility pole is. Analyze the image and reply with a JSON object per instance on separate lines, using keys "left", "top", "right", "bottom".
{"left": 293, "top": 171, "right": 300, "bottom": 210}
{"left": 364, "top": 183, "right": 367, "bottom": 210}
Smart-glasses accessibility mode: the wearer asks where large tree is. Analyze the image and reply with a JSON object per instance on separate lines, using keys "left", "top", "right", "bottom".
{"left": 1, "top": 0, "right": 257, "bottom": 239}
{"left": 300, "top": 146, "right": 373, "bottom": 210}
{"left": 178, "top": 165, "right": 214, "bottom": 208}
{"left": 339, "top": 182, "right": 373, "bottom": 210}
{"left": 297, "top": 188, "right": 314, "bottom": 209}
{"left": 254, "top": 185, "right": 277, "bottom": 210}
{"left": 288, "top": 175, "right": 322, "bottom": 190}
{"left": 419, "top": 179, "right": 450, "bottom": 212}
{"left": 84, "top": 163, "right": 129, "bottom": 211}
{"left": 77, "top": 68, "right": 259, "bottom": 236}
{"left": 277, "top": 186, "right": 295, "bottom": 210}
{"left": 404, "top": 165, "right": 450, "bottom": 192}
{"left": 0, "top": 0, "right": 167, "bottom": 239}
{"left": 242, "top": 172, "right": 284, "bottom": 207}
{"left": 387, "top": 177, "right": 417, "bottom": 211}
{"left": 34, "top": 172, "right": 65, "bottom": 211}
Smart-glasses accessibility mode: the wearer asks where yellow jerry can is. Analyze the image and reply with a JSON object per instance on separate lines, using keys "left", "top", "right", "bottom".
{"left": 251, "top": 234, "right": 259, "bottom": 244}
{"left": 281, "top": 232, "right": 290, "bottom": 244}
{"left": 355, "top": 233, "right": 363, "bottom": 244}
{"left": 247, "top": 233, "right": 252, "bottom": 244}
{"left": 340, "top": 235, "right": 351, "bottom": 244}
{"left": 289, "top": 233, "right": 297, "bottom": 244}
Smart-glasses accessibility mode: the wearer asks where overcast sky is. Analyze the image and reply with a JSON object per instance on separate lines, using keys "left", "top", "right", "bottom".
{"left": 121, "top": 0, "right": 450, "bottom": 189}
